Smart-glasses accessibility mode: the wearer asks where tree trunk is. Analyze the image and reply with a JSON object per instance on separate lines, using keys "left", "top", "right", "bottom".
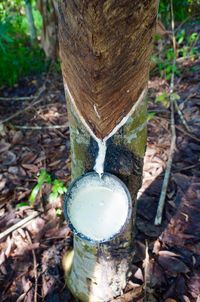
{"left": 24, "top": 0, "right": 37, "bottom": 42}
{"left": 37, "top": 0, "right": 58, "bottom": 59}
{"left": 58, "top": 1, "right": 158, "bottom": 301}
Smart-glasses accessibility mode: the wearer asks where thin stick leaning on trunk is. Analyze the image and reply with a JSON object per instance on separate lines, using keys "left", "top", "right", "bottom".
{"left": 154, "top": 0, "right": 177, "bottom": 226}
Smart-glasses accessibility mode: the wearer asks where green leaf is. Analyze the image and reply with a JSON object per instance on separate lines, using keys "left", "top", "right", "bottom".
{"left": 16, "top": 202, "right": 29, "bottom": 208}
{"left": 29, "top": 183, "right": 41, "bottom": 206}
{"left": 49, "top": 191, "right": 58, "bottom": 203}
{"left": 37, "top": 169, "right": 51, "bottom": 186}
{"left": 147, "top": 112, "right": 156, "bottom": 121}
{"left": 155, "top": 92, "right": 169, "bottom": 107}
{"left": 188, "top": 32, "right": 198, "bottom": 45}
{"left": 171, "top": 92, "right": 180, "bottom": 102}
{"left": 56, "top": 208, "right": 62, "bottom": 216}
{"left": 49, "top": 179, "right": 67, "bottom": 203}
{"left": 176, "top": 29, "right": 185, "bottom": 45}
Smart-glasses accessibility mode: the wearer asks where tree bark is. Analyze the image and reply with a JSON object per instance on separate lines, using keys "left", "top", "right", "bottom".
{"left": 58, "top": 1, "right": 158, "bottom": 301}
{"left": 58, "top": 0, "right": 157, "bottom": 139}
{"left": 37, "top": 0, "right": 58, "bottom": 59}
{"left": 24, "top": 0, "right": 37, "bottom": 42}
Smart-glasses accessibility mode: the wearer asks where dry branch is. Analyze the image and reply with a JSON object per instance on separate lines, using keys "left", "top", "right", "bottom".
{"left": 0, "top": 86, "right": 46, "bottom": 126}
{"left": 26, "top": 231, "right": 38, "bottom": 302}
{"left": 174, "top": 100, "right": 191, "bottom": 132}
{"left": 0, "top": 212, "right": 42, "bottom": 241}
{"left": 175, "top": 124, "right": 200, "bottom": 143}
{"left": 0, "top": 96, "right": 35, "bottom": 101}
{"left": 154, "top": 0, "right": 177, "bottom": 226}
{"left": 13, "top": 123, "right": 69, "bottom": 130}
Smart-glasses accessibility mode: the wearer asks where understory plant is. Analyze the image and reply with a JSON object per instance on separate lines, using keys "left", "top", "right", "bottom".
{"left": 17, "top": 170, "right": 67, "bottom": 211}
{"left": 0, "top": 0, "right": 46, "bottom": 87}
{"left": 151, "top": 29, "right": 199, "bottom": 81}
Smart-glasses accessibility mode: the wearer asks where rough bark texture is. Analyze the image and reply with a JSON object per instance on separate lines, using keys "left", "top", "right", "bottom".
{"left": 64, "top": 229, "right": 133, "bottom": 302}
{"left": 58, "top": 0, "right": 157, "bottom": 139}
{"left": 37, "top": 0, "right": 58, "bottom": 59}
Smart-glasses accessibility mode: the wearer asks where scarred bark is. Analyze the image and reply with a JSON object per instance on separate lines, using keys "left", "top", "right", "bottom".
{"left": 37, "top": 0, "right": 58, "bottom": 59}
{"left": 58, "top": 0, "right": 157, "bottom": 139}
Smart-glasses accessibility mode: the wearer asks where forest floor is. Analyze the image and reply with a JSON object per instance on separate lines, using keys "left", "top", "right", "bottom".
{"left": 0, "top": 31, "right": 200, "bottom": 302}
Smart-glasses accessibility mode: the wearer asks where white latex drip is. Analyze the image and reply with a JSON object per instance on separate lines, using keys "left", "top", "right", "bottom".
{"left": 94, "top": 139, "right": 107, "bottom": 177}
{"left": 64, "top": 83, "right": 147, "bottom": 176}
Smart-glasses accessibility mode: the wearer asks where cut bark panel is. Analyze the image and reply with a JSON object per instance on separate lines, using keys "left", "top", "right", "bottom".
{"left": 58, "top": 0, "right": 158, "bottom": 139}
{"left": 66, "top": 95, "right": 147, "bottom": 200}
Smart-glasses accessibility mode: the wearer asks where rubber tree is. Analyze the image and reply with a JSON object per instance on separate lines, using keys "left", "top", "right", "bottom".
{"left": 58, "top": 1, "right": 158, "bottom": 301}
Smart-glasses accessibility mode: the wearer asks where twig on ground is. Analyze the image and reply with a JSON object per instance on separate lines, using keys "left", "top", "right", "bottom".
{"left": 155, "top": 116, "right": 200, "bottom": 143}
{"left": 0, "top": 85, "right": 46, "bottom": 126}
{"left": 174, "top": 100, "right": 191, "bottom": 132}
{"left": 13, "top": 123, "right": 69, "bottom": 130}
{"left": 0, "top": 96, "right": 34, "bottom": 101}
{"left": 26, "top": 231, "right": 38, "bottom": 302}
{"left": 113, "top": 286, "right": 143, "bottom": 302}
{"left": 175, "top": 124, "right": 200, "bottom": 143}
{"left": 0, "top": 212, "right": 42, "bottom": 241}
{"left": 180, "top": 91, "right": 197, "bottom": 108}
{"left": 0, "top": 61, "right": 54, "bottom": 126}
{"left": 155, "top": 0, "right": 177, "bottom": 226}
{"left": 143, "top": 240, "right": 151, "bottom": 302}
{"left": 16, "top": 285, "right": 33, "bottom": 302}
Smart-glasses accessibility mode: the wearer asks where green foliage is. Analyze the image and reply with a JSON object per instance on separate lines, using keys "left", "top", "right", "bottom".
{"left": 28, "top": 169, "right": 67, "bottom": 207}
{"left": 155, "top": 92, "right": 170, "bottom": 108}
{"left": 0, "top": 0, "right": 45, "bottom": 87}
{"left": 29, "top": 169, "right": 52, "bottom": 205}
{"left": 159, "top": 0, "right": 200, "bottom": 25}
{"left": 147, "top": 111, "right": 156, "bottom": 121}
{"left": 16, "top": 202, "right": 29, "bottom": 208}
{"left": 152, "top": 28, "right": 199, "bottom": 82}
{"left": 155, "top": 91, "right": 180, "bottom": 107}
{"left": 178, "top": 31, "right": 199, "bottom": 60}
{"left": 49, "top": 179, "right": 67, "bottom": 203}
{"left": 152, "top": 48, "right": 180, "bottom": 81}
{"left": 56, "top": 208, "right": 62, "bottom": 216}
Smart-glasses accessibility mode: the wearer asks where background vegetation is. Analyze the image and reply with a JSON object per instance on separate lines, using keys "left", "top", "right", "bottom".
{"left": 0, "top": 0, "right": 45, "bottom": 86}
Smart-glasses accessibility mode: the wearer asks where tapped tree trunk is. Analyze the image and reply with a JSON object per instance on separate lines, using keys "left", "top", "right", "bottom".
{"left": 58, "top": 1, "right": 158, "bottom": 301}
